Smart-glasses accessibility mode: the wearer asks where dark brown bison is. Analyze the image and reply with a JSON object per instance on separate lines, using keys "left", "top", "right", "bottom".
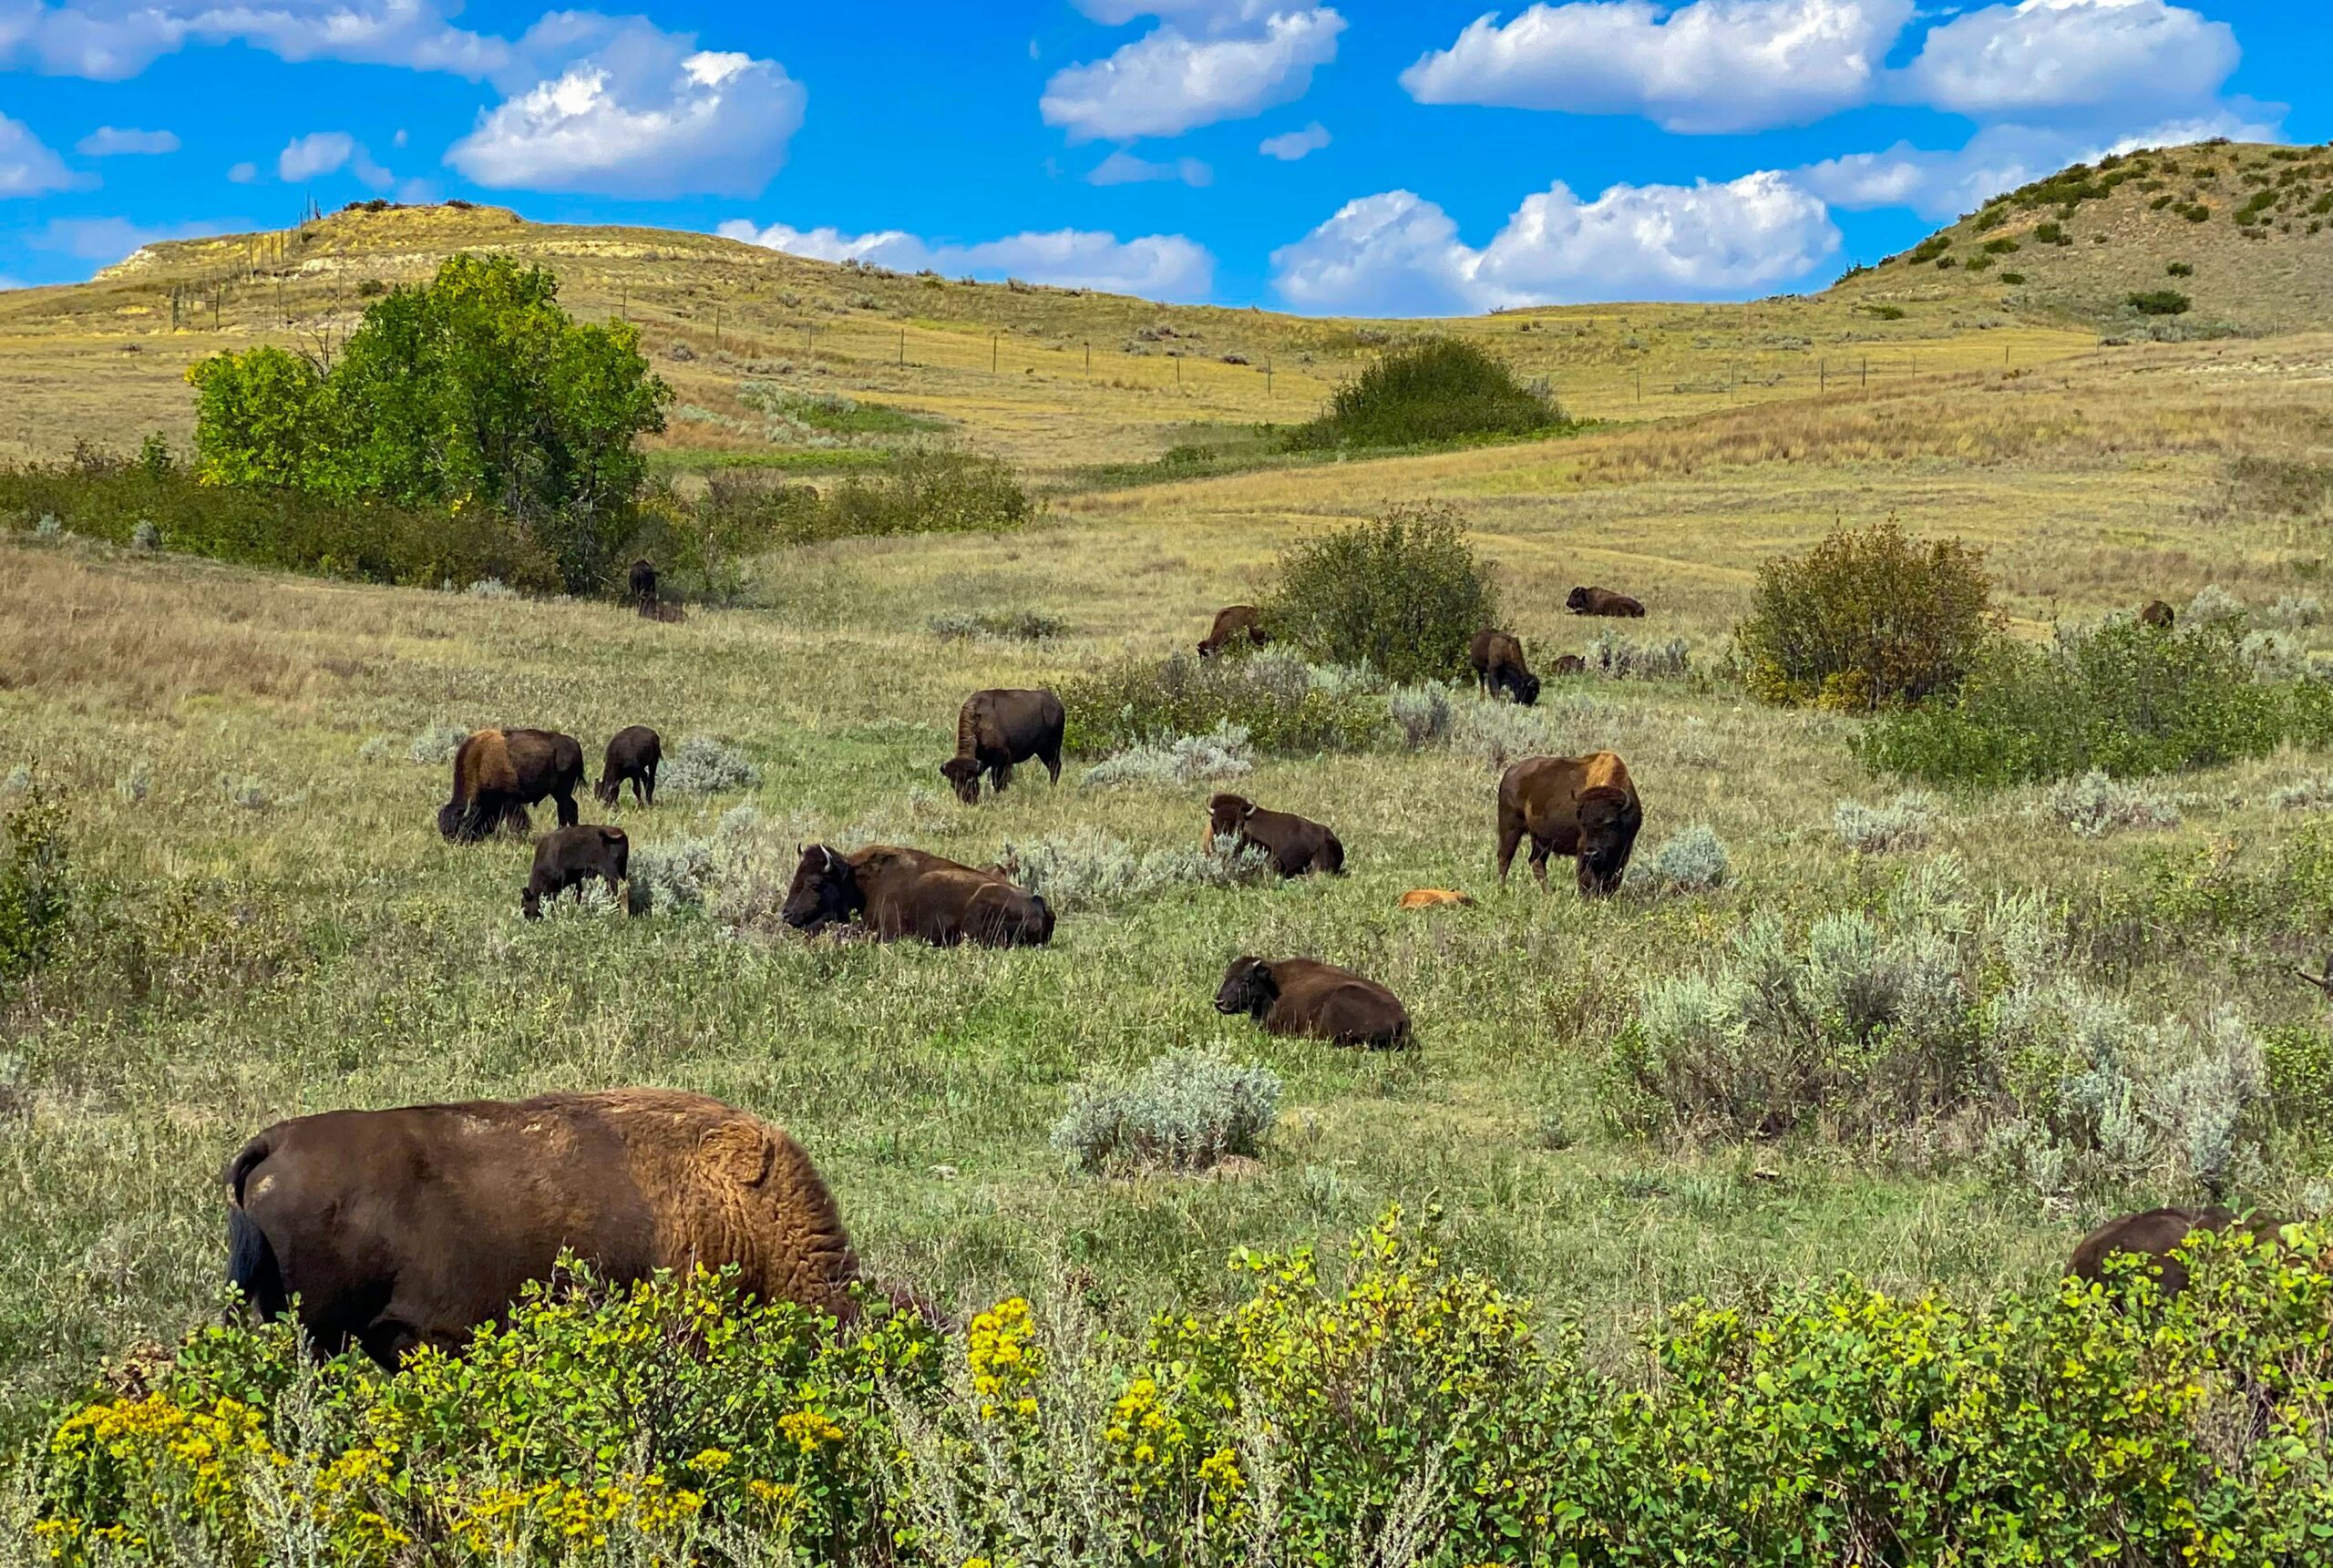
{"left": 1207, "top": 794, "right": 1344, "bottom": 877}
{"left": 1549, "top": 653, "right": 1588, "bottom": 677}
{"left": 522, "top": 825, "right": 630, "bottom": 919}
{"left": 628, "top": 558, "right": 659, "bottom": 608}
{"left": 1215, "top": 957, "right": 1412, "bottom": 1050}
{"left": 782, "top": 845, "right": 1053, "bottom": 948}
{"left": 1469, "top": 630, "right": 1541, "bottom": 705}
{"left": 940, "top": 689, "right": 1064, "bottom": 804}
{"left": 1197, "top": 604, "right": 1269, "bottom": 658}
{"left": 2071, "top": 1205, "right": 2288, "bottom": 1299}
{"left": 2139, "top": 600, "right": 2176, "bottom": 630}
{"left": 223, "top": 1089, "right": 865, "bottom": 1367}
{"left": 1567, "top": 586, "right": 1645, "bottom": 618}
{"left": 1496, "top": 752, "right": 1642, "bottom": 895}
{"left": 438, "top": 728, "right": 585, "bottom": 843}
{"left": 595, "top": 725, "right": 663, "bottom": 807}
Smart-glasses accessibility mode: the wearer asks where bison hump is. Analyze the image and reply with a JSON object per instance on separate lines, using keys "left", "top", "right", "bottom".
{"left": 697, "top": 1120, "right": 777, "bottom": 1188}
{"left": 467, "top": 729, "right": 519, "bottom": 795}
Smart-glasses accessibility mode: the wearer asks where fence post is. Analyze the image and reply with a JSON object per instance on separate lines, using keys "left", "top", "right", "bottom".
{"left": 899, "top": 329, "right": 906, "bottom": 367}
{"left": 1266, "top": 357, "right": 1272, "bottom": 398}
{"left": 1085, "top": 341, "right": 1092, "bottom": 374}
{"left": 1821, "top": 360, "right": 1827, "bottom": 395}
{"left": 992, "top": 333, "right": 998, "bottom": 374}
{"left": 1861, "top": 357, "right": 1868, "bottom": 388}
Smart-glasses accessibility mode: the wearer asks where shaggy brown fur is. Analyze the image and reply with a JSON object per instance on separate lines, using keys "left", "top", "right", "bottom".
{"left": 1197, "top": 604, "right": 1269, "bottom": 658}
{"left": 1215, "top": 957, "right": 1411, "bottom": 1050}
{"left": 1398, "top": 888, "right": 1475, "bottom": 909}
{"left": 522, "top": 825, "right": 630, "bottom": 919}
{"left": 438, "top": 729, "right": 585, "bottom": 843}
{"left": 222, "top": 1090, "right": 864, "bottom": 1367}
{"left": 782, "top": 844, "right": 1053, "bottom": 948}
{"left": 596, "top": 726, "right": 663, "bottom": 807}
{"left": 1567, "top": 586, "right": 1646, "bottom": 618}
{"left": 2139, "top": 600, "right": 2176, "bottom": 630}
{"left": 1469, "top": 630, "right": 1540, "bottom": 705}
{"left": 940, "top": 689, "right": 1064, "bottom": 804}
{"left": 628, "top": 559, "right": 659, "bottom": 608}
{"left": 1548, "top": 654, "right": 1588, "bottom": 677}
{"left": 1496, "top": 752, "right": 1643, "bottom": 896}
{"left": 1206, "top": 794, "right": 1344, "bottom": 876}
{"left": 2071, "top": 1205, "right": 2287, "bottom": 1298}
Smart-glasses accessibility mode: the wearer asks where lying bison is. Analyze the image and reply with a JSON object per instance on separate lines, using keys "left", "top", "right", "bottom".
{"left": 1197, "top": 605, "right": 1269, "bottom": 658}
{"left": 438, "top": 728, "right": 585, "bottom": 843}
{"left": 522, "top": 825, "right": 630, "bottom": 919}
{"left": 1469, "top": 630, "right": 1540, "bottom": 706}
{"left": 223, "top": 1089, "right": 866, "bottom": 1367}
{"left": 1399, "top": 889, "right": 1475, "bottom": 910}
{"left": 596, "top": 725, "right": 663, "bottom": 807}
{"left": 1567, "top": 586, "right": 1645, "bottom": 618}
{"left": 1207, "top": 794, "right": 1344, "bottom": 877}
{"left": 1496, "top": 752, "right": 1642, "bottom": 896}
{"left": 783, "top": 845, "right": 1053, "bottom": 948}
{"left": 940, "top": 689, "right": 1064, "bottom": 804}
{"left": 2071, "top": 1205, "right": 2288, "bottom": 1299}
{"left": 2139, "top": 600, "right": 2176, "bottom": 630}
{"left": 1215, "top": 957, "right": 1412, "bottom": 1050}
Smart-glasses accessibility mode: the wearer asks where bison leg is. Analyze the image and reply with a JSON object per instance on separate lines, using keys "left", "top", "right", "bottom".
{"left": 1040, "top": 746, "right": 1062, "bottom": 785}
{"left": 1495, "top": 822, "right": 1523, "bottom": 885}
{"left": 991, "top": 760, "right": 1015, "bottom": 795}
{"left": 554, "top": 790, "right": 580, "bottom": 829}
{"left": 640, "top": 767, "right": 655, "bottom": 807}
{"left": 1528, "top": 842, "right": 1553, "bottom": 888}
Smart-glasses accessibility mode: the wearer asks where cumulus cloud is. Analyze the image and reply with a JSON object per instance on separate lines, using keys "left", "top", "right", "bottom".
{"left": 1259, "top": 121, "right": 1329, "bottom": 160}
{"left": 76, "top": 125, "right": 178, "bottom": 155}
{"left": 718, "top": 218, "right": 1215, "bottom": 302}
{"left": 275, "top": 129, "right": 394, "bottom": 189}
{"left": 0, "top": 0, "right": 508, "bottom": 82}
{"left": 226, "top": 159, "right": 258, "bottom": 182}
{"left": 1270, "top": 171, "right": 1838, "bottom": 314}
{"left": 1088, "top": 149, "right": 1212, "bottom": 186}
{"left": 1402, "top": 0, "right": 1912, "bottom": 134}
{"left": 1041, "top": 6, "right": 1343, "bottom": 142}
{"left": 0, "top": 111, "right": 78, "bottom": 196}
{"left": 28, "top": 213, "right": 238, "bottom": 262}
{"left": 1901, "top": 0, "right": 2238, "bottom": 121}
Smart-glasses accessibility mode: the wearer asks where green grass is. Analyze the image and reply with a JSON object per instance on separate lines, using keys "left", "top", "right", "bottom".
{"left": 644, "top": 446, "right": 898, "bottom": 476}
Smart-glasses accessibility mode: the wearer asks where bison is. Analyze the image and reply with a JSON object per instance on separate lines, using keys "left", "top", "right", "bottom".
{"left": 940, "top": 689, "right": 1064, "bottom": 805}
{"left": 1496, "top": 752, "right": 1643, "bottom": 896}
{"left": 1215, "top": 957, "right": 1412, "bottom": 1050}
{"left": 2139, "top": 600, "right": 2176, "bottom": 630}
{"left": 629, "top": 558, "right": 659, "bottom": 609}
{"left": 782, "top": 844, "right": 1053, "bottom": 948}
{"left": 1399, "top": 888, "right": 1475, "bottom": 910}
{"left": 1469, "top": 630, "right": 1541, "bottom": 706}
{"left": 1549, "top": 654, "right": 1588, "bottom": 678}
{"left": 2071, "top": 1205, "right": 2288, "bottom": 1299}
{"left": 1197, "top": 605, "right": 1269, "bottom": 659}
{"left": 596, "top": 725, "right": 663, "bottom": 807}
{"left": 1567, "top": 586, "right": 1645, "bottom": 618}
{"left": 438, "top": 728, "right": 585, "bottom": 843}
{"left": 522, "top": 825, "right": 630, "bottom": 920}
{"left": 222, "top": 1089, "right": 866, "bottom": 1368}
{"left": 1207, "top": 794, "right": 1344, "bottom": 877}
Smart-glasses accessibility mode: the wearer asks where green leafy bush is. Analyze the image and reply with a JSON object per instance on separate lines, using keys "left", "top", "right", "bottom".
{"left": 2129, "top": 289, "right": 2194, "bottom": 316}
{"left": 1262, "top": 502, "right": 1500, "bottom": 682}
{"left": 1063, "top": 651, "right": 1384, "bottom": 758}
{"left": 1735, "top": 520, "right": 1999, "bottom": 710}
{"left": 1282, "top": 339, "right": 1562, "bottom": 451}
{"left": 0, "top": 788, "right": 69, "bottom": 997}
{"left": 1050, "top": 1050, "right": 1281, "bottom": 1173}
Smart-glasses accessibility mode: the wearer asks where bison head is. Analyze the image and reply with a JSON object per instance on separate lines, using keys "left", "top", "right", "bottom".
{"left": 1195, "top": 639, "right": 1220, "bottom": 660}
{"left": 1512, "top": 671, "right": 1542, "bottom": 707}
{"left": 1566, "top": 586, "right": 1592, "bottom": 613}
{"left": 1215, "top": 956, "right": 1280, "bottom": 1019}
{"left": 1575, "top": 786, "right": 1641, "bottom": 897}
{"left": 593, "top": 775, "right": 619, "bottom": 806}
{"left": 938, "top": 757, "right": 983, "bottom": 804}
{"left": 1205, "top": 794, "right": 1255, "bottom": 849}
{"left": 782, "top": 845, "right": 864, "bottom": 932}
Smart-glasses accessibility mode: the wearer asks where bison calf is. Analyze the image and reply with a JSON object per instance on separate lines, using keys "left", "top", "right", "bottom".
{"left": 1548, "top": 653, "right": 1588, "bottom": 678}
{"left": 596, "top": 725, "right": 663, "bottom": 807}
{"left": 1567, "top": 586, "right": 1645, "bottom": 618}
{"left": 1207, "top": 794, "right": 1344, "bottom": 877}
{"left": 2139, "top": 600, "right": 2176, "bottom": 630}
{"left": 783, "top": 844, "right": 1053, "bottom": 948}
{"left": 1496, "top": 752, "right": 1643, "bottom": 896}
{"left": 523, "top": 825, "right": 630, "bottom": 919}
{"left": 1399, "top": 888, "right": 1475, "bottom": 910}
{"left": 940, "top": 689, "right": 1064, "bottom": 804}
{"left": 1469, "top": 630, "right": 1540, "bottom": 705}
{"left": 1197, "top": 604, "right": 1269, "bottom": 658}
{"left": 439, "top": 728, "right": 585, "bottom": 843}
{"left": 2071, "top": 1205, "right": 2287, "bottom": 1299}
{"left": 1215, "top": 957, "right": 1411, "bottom": 1050}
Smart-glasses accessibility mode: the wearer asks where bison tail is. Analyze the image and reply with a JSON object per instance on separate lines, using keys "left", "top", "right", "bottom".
{"left": 1026, "top": 894, "right": 1054, "bottom": 946}
{"left": 226, "top": 1206, "right": 287, "bottom": 1320}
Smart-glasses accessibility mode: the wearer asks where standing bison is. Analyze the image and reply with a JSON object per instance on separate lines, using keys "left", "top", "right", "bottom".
{"left": 782, "top": 845, "right": 1053, "bottom": 948}
{"left": 522, "top": 825, "right": 630, "bottom": 919}
{"left": 940, "top": 689, "right": 1064, "bottom": 804}
{"left": 629, "top": 558, "right": 659, "bottom": 610}
{"left": 1567, "top": 586, "right": 1645, "bottom": 618}
{"left": 1496, "top": 752, "right": 1642, "bottom": 895}
{"left": 223, "top": 1089, "right": 867, "bottom": 1367}
{"left": 1469, "top": 630, "right": 1541, "bottom": 705}
{"left": 596, "top": 725, "right": 663, "bottom": 807}
{"left": 1197, "top": 605, "right": 1269, "bottom": 658}
{"left": 1215, "top": 957, "right": 1412, "bottom": 1050}
{"left": 1207, "top": 794, "right": 1344, "bottom": 877}
{"left": 438, "top": 728, "right": 585, "bottom": 843}
{"left": 2071, "top": 1205, "right": 2287, "bottom": 1299}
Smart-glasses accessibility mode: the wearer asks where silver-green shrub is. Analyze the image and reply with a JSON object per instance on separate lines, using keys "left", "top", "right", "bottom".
{"left": 1835, "top": 792, "right": 1939, "bottom": 853}
{"left": 408, "top": 723, "right": 469, "bottom": 766}
{"left": 1051, "top": 1050, "right": 1282, "bottom": 1173}
{"left": 1386, "top": 683, "right": 1453, "bottom": 749}
{"left": 1635, "top": 825, "right": 1730, "bottom": 894}
{"left": 995, "top": 828, "right": 1267, "bottom": 913}
{"left": 662, "top": 735, "right": 759, "bottom": 795}
{"left": 2043, "top": 770, "right": 2181, "bottom": 835}
{"left": 1083, "top": 723, "right": 1254, "bottom": 788}
{"left": 1588, "top": 631, "right": 1691, "bottom": 682}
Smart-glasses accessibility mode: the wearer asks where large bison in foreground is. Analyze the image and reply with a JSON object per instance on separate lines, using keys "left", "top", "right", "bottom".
{"left": 438, "top": 728, "right": 585, "bottom": 842}
{"left": 2071, "top": 1205, "right": 2288, "bottom": 1299}
{"left": 1496, "top": 752, "right": 1642, "bottom": 896}
{"left": 1215, "top": 957, "right": 1412, "bottom": 1050}
{"left": 782, "top": 844, "right": 1053, "bottom": 948}
{"left": 223, "top": 1090, "right": 866, "bottom": 1367}
{"left": 940, "top": 689, "right": 1065, "bottom": 804}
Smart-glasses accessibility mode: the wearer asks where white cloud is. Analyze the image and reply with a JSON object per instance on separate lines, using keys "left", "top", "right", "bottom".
{"left": 1402, "top": 0, "right": 1912, "bottom": 134}
{"left": 718, "top": 218, "right": 1215, "bottom": 302}
{"left": 1901, "top": 0, "right": 2238, "bottom": 121}
{"left": 275, "top": 129, "right": 395, "bottom": 190}
{"left": 1270, "top": 171, "right": 1838, "bottom": 314}
{"left": 28, "top": 214, "right": 238, "bottom": 262}
{"left": 226, "top": 159, "right": 258, "bottom": 183}
{"left": 1088, "top": 149, "right": 1212, "bottom": 186}
{"left": 0, "top": 0, "right": 508, "bottom": 82}
{"left": 1073, "top": 0, "right": 1284, "bottom": 26}
{"left": 448, "top": 19, "right": 804, "bottom": 197}
{"left": 1259, "top": 121, "right": 1329, "bottom": 160}
{"left": 0, "top": 111, "right": 77, "bottom": 196}
{"left": 1041, "top": 6, "right": 1343, "bottom": 142}
{"left": 76, "top": 125, "right": 178, "bottom": 155}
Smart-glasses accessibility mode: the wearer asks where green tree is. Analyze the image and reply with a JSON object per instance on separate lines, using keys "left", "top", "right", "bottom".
{"left": 1264, "top": 501, "right": 1501, "bottom": 682}
{"left": 184, "top": 345, "right": 322, "bottom": 487}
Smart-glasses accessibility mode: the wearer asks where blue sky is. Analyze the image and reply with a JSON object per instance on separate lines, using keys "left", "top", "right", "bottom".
{"left": 0, "top": 1, "right": 2323, "bottom": 312}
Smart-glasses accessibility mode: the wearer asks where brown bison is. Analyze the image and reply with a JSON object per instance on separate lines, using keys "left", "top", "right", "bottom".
{"left": 438, "top": 728, "right": 585, "bottom": 843}
{"left": 596, "top": 725, "right": 663, "bottom": 807}
{"left": 1207, "top": 794, "right": 1345, "bottom": 877}
{"left": 1469, "top": 630, "right": 1541, "bottom": 706}
{"left": 782, "top": 844, "right": 1053, "bottom": 948}
{"left": 940, "top": 689, "right": 1065, "bottom": 804}
{"left": 1197, "top": 605, "right": 1269, "bottom": 658}
{"left": 628, "top": 558, "right": 659, "bottom": 608}
{"left": 1549, "top": 654, "right": 1588, "bottom": 678}
{"left": 522, "top": 825, "right": 630, "bottom": 920}
{"left": 1399, "top": 889, "right": 1475, "bottom": 910}
{"left": 1496, "top": 752, "right": 1643, "bottom": 895}
{"left": 1567, "top": 586, "right": 1645, "bottom": 618}
{"left": 2139, "top": 600, "right": 2176, "bottom": 630}
{"left": 223, "top": 1089, "right": 865, "bottom": 1367}
{"left": 2071, "top": 1205, "right": 2288, "bottom": 1299}
{"left": 1215, "top": 957, "right": 1412, "bottom": 1050}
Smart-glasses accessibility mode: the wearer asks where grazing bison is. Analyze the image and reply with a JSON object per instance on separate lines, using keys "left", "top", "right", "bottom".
{"left": 438, "top": 728, "right": 585, "bottom": 843}
{"left": 1197, "top": 605, "right": 1269, "bottom": 658}
{"left": 223, "top": 1089, "right": 865, "bottom": 1368}
{"left": 2071, "top": 1205, "right": 2288, "bottom": 1299}
{"left": 1567, "top": 586, "right": 1645, "bottom": 618}
{"left": 1469, "top": 630, "right": 1541, "bottom": 706}
{"left": 782, "top": 845, "right": 1053, "bottom": 948}
{"left": 1207, "top": 794, "right": 1345, "bottom": 877}
{"left": 628, "top": 558, "right": 659, "bottom": 609}
{"left": 1496, "top": 752, "right": 1643, "bottom": 896}
{"left": 1548, "top": 654, "right": 1588, "bottom": 678}
{"left": 596, "top": 725, "right": 663, "bottom": 807}
{"left": 940, "top": 689, "right": 1065, "bottom": 805}
{"left": 522, "top": 825, "right": 630, "bottom": 919}
{"left": 2139, "top": 600, "right": 2176, "bottom": 630}
{"left": 1215, "top": 957, "right": 1412, "bottom": 1050}
{"left": 1399, "top": 888, "right": 1475, "bottom": 910}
